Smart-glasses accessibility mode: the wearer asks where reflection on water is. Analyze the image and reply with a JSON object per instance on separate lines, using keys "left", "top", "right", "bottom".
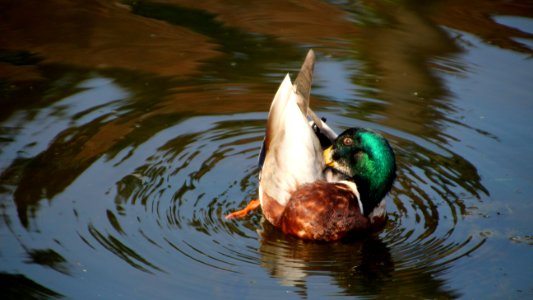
{"left": 0, "top": 1, "right": 219, "bottom": 77}
{"left": 1, "top": 0, "right": 532, "bottom": 299}
{"left": 258, "top": 224, "right": 396, "bottom": 297}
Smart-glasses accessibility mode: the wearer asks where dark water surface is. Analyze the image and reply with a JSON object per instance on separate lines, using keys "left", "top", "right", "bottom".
{"left": 1, "top": 0, "right": 532, "bottom": 299}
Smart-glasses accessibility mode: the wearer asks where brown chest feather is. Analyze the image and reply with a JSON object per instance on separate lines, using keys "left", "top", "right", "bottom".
{"left": 277, "top": 181, "right": 370, "bottom": 241}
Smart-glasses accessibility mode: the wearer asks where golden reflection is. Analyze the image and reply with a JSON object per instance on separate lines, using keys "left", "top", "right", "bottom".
{"left": 431, "top": 0, "right": 533, "bottom": 54}
{"left": 353, "top": 2, "right": 461, "bottom": 138}
{"left": 0, "top": 0, "right": 219, "bottom": 77}
{"left": 152, "top": 0, "right": 358, "bottom": 48}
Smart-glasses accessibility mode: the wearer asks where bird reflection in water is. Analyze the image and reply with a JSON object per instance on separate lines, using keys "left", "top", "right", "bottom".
{"left": 257, "top": 219, "right": 393, "bottom": 297}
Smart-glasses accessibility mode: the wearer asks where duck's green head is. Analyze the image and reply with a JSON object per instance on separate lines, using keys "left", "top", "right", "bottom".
{"left": 324, "top": 128, "right": 396, "bottom": 214}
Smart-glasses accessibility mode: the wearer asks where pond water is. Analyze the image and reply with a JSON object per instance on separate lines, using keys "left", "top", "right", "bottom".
{"left": 1, "top": 0, "right": 532, "bottom": 299}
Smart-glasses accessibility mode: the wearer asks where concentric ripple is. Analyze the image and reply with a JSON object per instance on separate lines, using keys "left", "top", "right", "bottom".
{"left": 81, "top": 111, "right": 487, "bottom": 298}
{"left": 107, "top": 115, "right": 267, "bottom": 271}
{"left": 0, "top": 68, "right": 490, "bottom": 298}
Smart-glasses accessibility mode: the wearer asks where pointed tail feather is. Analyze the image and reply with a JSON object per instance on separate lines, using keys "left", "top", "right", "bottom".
{"left": 294, "top": 49, "right": 315, "bottom": 116}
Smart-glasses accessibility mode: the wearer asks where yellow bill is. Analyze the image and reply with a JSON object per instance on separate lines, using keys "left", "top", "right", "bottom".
{"left": 323, "top": 146, "right": 335, "bottom": 167}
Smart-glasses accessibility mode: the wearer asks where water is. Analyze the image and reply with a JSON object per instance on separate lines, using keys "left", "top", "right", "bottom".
{"left": 1, "top": 0, "right": 532, "bottom": 298}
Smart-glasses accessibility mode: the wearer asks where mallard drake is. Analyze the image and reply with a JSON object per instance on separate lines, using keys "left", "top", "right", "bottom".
{"left": 226, "top": 50, "right": 396, "bottom": 241}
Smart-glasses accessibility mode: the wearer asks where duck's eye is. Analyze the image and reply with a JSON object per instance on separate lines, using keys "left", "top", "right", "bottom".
{"left": 343, "top": 137, "right": 353, "bottom": 146}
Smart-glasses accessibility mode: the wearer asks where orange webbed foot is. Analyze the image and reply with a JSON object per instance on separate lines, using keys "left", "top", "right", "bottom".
{"left": 225, "top": 199, "right": 260, "bottom": 219}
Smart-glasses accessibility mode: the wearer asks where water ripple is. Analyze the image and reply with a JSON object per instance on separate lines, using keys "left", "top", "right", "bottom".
{"left": 73, "top": 105, "right": 486, "bottom": 298}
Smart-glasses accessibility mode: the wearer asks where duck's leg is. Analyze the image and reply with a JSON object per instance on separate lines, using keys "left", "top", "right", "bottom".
{"left": 225, "top": 200, "right": 260, "bottom": 219}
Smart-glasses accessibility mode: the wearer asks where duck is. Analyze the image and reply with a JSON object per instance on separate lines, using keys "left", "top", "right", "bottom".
{"left": 226, "top": 50, "right": 396, "bottom": 241}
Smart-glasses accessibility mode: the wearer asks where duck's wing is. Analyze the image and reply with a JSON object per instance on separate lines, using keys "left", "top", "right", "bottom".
{"left": 259, "top": 51, "right": 324, "bottom": 207}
